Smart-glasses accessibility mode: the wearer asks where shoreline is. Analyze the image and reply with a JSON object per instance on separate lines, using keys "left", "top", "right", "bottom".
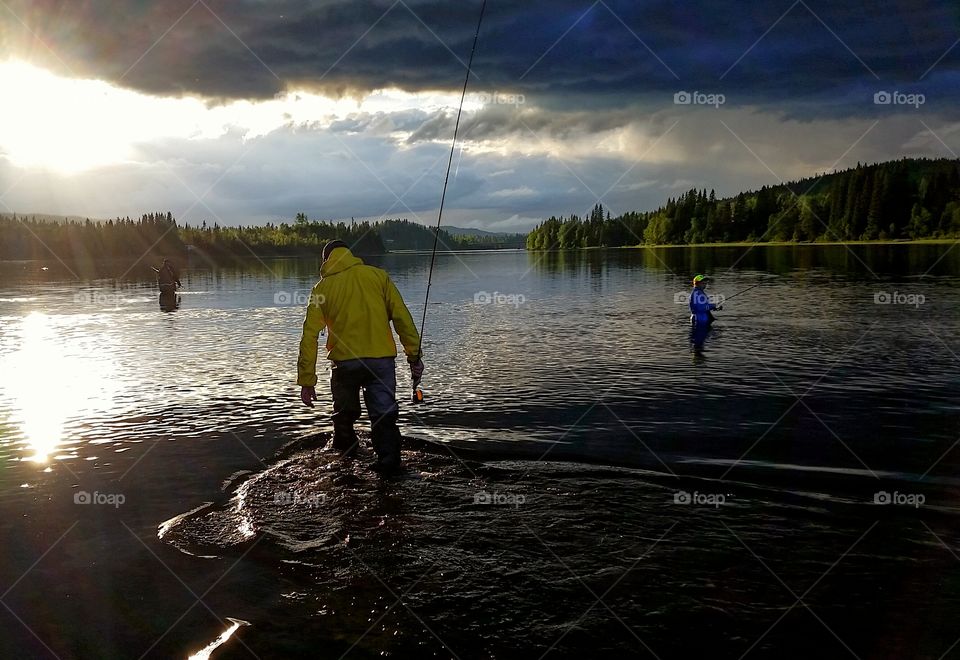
{"left": 3, "top": 239, "right": 957, "bottom": 265}
{"left": 527, "top": 238, "right": 958, "bottom": 251}
{"left": 0, "top": 247, "right": 527, "bottom": 266}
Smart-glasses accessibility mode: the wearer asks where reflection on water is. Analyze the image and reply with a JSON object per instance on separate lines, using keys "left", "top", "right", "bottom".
{"left": 0, "top": 245, "right": 957, "bottom": 476}
{"left": 187, "top": 618, "right": 249, "bottom": 660}
{"left": 0, "top": 312, "right": 117, "bottom": 462}
{"left": 5, "top": 314, "right": 62, "bottom": 461}
{"left": 0, "top": 245, "right": 959, "bottom": 658}
{"left": 158, "top": 290, "right": 180, "bottom": 312}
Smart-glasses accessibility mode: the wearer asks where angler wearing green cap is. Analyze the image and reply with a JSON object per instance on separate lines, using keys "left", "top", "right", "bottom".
{"left": 689, "top": 274, "right": 722, "bottom": 327}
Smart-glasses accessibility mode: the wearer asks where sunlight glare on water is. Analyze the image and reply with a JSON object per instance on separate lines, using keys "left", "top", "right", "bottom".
{"left": 0, "top": 311, "right": 118, "bottom": 462}
{"left": 187, "top": 618, "right": 250, "bottom": 660}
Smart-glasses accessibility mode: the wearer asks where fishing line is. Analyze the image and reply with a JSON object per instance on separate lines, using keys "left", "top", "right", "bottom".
{"left": 454, "top": 142, "right": 466, "bottom": 180}
{"left": 412, "top": 0, "right": 487, "bottom": 402}
{"left": 722, "top": 283, "right": 760, "bottom": 302}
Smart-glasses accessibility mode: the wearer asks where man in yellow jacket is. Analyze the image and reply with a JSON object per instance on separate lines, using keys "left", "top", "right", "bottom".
{"left": 297, "top": 240, "right": 424, "bottom": 473}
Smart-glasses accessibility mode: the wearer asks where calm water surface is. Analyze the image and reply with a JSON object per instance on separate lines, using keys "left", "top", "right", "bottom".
{"left": 0, "top": 245, "right": 958, "bottom": 658}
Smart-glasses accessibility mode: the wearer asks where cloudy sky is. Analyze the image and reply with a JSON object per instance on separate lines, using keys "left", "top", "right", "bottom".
{"left": 0, "top": 0, "right": 958, "bottom": 231}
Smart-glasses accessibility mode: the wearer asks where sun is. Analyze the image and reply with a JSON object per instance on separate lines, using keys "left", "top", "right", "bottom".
{"left": 0, "top": 60, "right": 142, "bottom": 172}
{"left": 0, "top": 58, "right": 499, "bottom": 176}
{"left": 0, "top": 59, "right": 250, "bottom": 173}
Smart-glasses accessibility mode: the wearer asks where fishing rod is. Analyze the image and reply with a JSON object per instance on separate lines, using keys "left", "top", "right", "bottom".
{"left": 412, "top": 0, "right": 487, "bottom": 405}
{"left": 721, "top": 283, "right": 760, "bottom": 302}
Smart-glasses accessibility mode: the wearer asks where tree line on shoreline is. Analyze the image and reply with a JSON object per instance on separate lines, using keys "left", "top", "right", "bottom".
{"left": 5, "top": 157, "right": 955, "bottom": 264}
{"left": 0, "top": 212, "right": 525, "bottom": 263}
{"left": 525, "top": 158, "right": 960, "bottom": 250}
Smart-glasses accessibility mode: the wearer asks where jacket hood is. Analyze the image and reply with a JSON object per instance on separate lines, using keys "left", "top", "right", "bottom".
{"left": 321, "top": 246, "right": 363, "bottom": 278}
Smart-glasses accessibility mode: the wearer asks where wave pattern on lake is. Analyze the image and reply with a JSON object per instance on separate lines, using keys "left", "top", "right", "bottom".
{"left": 0, "top": 245, "right": 958, "bottom": 658}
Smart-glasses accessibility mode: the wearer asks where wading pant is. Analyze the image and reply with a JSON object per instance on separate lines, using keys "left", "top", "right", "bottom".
{"left": 330, "top": 357, "right": 401, "bottom": 466}
{"left": 689, "top": 322, "right": 712, "bottom": 354}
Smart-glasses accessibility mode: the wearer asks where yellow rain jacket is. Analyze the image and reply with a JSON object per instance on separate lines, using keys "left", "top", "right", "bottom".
{"left": 297, "top": 246, "right": 421, "bottom": 387}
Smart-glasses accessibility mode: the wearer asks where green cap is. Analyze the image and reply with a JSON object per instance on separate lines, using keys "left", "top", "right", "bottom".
{"left": 692, "top": 274, "right": 709, "bottom": 284}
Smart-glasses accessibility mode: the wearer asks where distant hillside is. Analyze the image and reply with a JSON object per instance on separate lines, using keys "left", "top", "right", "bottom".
{"left": 443, "top": 225, "right": 514, "bottom": 238}
{"left": 527, "top": 157, "right": 960, "bottom": 249}
{"left": 381, "top": 219, "right": 526, "bottom": 250}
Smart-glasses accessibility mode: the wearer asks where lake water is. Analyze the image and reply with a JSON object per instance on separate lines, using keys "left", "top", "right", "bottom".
{"left": 0, "top": 245, "right": 958, "bottom": 659}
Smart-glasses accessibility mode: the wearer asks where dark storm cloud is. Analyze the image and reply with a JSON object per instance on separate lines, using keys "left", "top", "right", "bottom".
{"left": 6, "top": 0, "right": 960, "bottom": 117}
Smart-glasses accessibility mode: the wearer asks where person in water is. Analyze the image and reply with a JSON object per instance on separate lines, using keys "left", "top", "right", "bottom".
{"left": 297, "top": 240, "right": 424, "bottom": 474}
{"left": 156, "top": 258, "right": 182, "bottom": 292}
{"left": 689, "top": 274, "right": 721, "bottom": 327}
{"left": 689, "top": 274, "right": 721, "bottom": 355}
{"left": 155, "top": 258, "right": 182, "bottom": 312}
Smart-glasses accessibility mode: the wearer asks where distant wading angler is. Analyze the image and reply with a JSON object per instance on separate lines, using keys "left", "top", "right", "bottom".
{"left": 689, "top": 274, "right": 722, "bottom": 355}
{"left": 154, "top": 258, "right": 182, "bottom": 311}
{"left": 154, "top": 258, "right": 182, "bottom": 292}
{"left": 297, "top": 240, "right": 424, "bottom": 474}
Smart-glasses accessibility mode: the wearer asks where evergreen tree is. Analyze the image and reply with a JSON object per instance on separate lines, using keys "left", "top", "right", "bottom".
{"left": 907, "top": 203, "right": 932, "bottom": 239}
{"left": 863, "top": 170, "right": 886, "bottom": 240}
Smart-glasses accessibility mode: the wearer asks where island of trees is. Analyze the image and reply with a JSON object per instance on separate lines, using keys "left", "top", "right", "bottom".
{"left": 0, "top": 213, "right": 526, "bottom": 262}
{"left": 526, "top": 158, "right": 960, "bottom": 249}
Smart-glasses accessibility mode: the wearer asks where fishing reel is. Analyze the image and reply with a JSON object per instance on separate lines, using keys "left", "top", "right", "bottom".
{"left": 411, "top": 375, "right": 425, "bottom": 404}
